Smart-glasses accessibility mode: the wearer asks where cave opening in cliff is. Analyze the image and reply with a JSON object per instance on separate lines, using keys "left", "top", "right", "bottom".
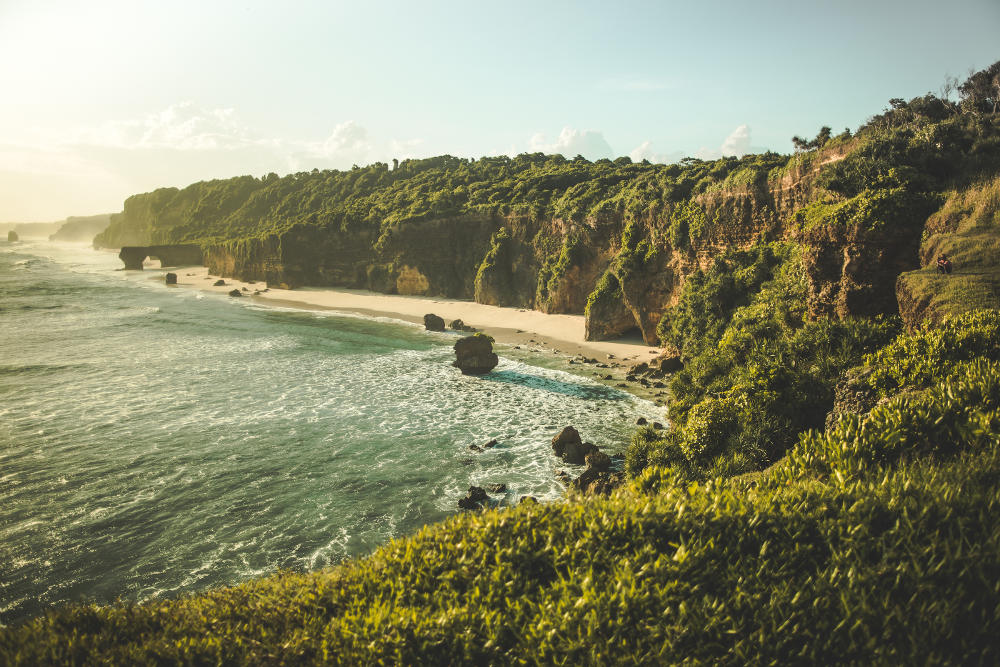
{"left": 615, "top": 326, "right": 645, "bottom": 343}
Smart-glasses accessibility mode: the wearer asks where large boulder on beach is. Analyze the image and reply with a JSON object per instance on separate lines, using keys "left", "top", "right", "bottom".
{"left": 453, "top": 333, "right": 499, "bottom": 375}
{"left": 424, "top": 313, "right": 445, "bottom": 331}
{"left": 213, "top": 279, "right": 226, "bottom": 286}
{"left": 551, "top": 426, "right": 599, "bottom": 465}
{"left": 165, "top": 272, "right": 177, "bottom": 285}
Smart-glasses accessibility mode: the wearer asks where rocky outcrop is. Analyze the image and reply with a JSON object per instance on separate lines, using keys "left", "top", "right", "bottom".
{"left": 825, "top": 367, "right": 879, "bottom": 429}
{"left": 228, "top": 289, "right": 243, "bottom": 297}
{"left": 453, "top": 334, "right": 499, "bottom": 375}
{"left": 118, "top": 245, "right": 203, "bottom": 270}
{"left": 795, "top": 224, "right": 922, "bottom": 320}
{"left": 7, "top": 230, "right": 18, "bottom": 242}
{"left": 449, "top": 319, "right": 476, "bottom": 332}
{"left": 165, "top": 272, "right": 177, "bottom": 285}
{"left": 424, "top": 314, "right": 445, "bottom": 331}
{"left": 551, "top": 426, "right": 599, "bottom": 465}
{"left": 458, "top": 486, "right": 489, "bottom": 510}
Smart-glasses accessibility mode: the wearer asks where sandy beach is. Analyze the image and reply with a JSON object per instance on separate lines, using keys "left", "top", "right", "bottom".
{"left": 172, "top": 267, "right": 661, "bottom": 362}
{"left": 165, "top": 266, "right": 669, "bottom": 406}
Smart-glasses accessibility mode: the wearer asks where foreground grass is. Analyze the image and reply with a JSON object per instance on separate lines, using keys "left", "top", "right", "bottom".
{"left": 4, "top": 359, "right": 1000, "bottom": 664}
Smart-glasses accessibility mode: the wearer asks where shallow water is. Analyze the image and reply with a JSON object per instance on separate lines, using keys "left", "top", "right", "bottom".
{"left": 0, "top": 241, "right": 660, "bottom": 624}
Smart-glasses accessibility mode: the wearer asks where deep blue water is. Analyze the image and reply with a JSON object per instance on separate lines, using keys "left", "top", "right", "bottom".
{"left": 0, "top": 241, "right": 659, "bottom": 624}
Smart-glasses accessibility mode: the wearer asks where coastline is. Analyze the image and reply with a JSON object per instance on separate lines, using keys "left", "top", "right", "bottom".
{"left": 169, "top": 266, "right": 670, "bottom": 407}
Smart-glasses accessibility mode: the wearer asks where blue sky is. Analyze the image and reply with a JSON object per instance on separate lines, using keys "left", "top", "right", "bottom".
{"left": 0, "top": 0, "right": 997, "bottom": 220}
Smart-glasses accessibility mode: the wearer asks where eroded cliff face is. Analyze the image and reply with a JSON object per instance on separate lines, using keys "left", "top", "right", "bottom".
{"left": 105, "top": 142, "right": 935, "bottom": 346}
{"left": 795, "top": 224, "right": 921, "bottom": 319}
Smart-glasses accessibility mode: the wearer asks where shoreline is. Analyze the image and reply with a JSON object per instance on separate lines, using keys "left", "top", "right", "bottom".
{"left": 167, "top": 265, "right": 670, "bottom": 408}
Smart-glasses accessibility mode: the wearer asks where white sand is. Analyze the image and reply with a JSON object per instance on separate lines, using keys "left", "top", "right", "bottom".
{"left": 170, "top": 266, "right": 661, "bottom": 363}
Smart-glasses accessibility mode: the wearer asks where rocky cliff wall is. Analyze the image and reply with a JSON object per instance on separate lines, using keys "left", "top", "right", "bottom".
{"left": 101, "top": 142, "right": 936, "bottom": 346}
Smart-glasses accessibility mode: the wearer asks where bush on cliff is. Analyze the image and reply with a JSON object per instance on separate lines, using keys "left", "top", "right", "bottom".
{"left": 5, "top": 361, "right": 1000, "bottom": 664}
{"left": 637, "top": 244, "right": 902, "bottom": 480}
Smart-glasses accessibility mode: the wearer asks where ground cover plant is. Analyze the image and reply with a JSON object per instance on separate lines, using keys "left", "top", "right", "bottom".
{"left": 4, "top": 313, "right": 1000, "bottom": 664}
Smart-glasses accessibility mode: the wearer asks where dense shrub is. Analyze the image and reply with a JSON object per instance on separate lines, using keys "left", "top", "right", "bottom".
{"left": 5, "top": 362, "right": 1000, "bottom": 663}
{"left": 864, "top": 309, "right": 1000, "bottom": 396}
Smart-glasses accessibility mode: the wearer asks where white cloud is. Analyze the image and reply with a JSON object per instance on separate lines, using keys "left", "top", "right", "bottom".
{"left": 720, "top": 124, "right": 751, "bottom": 157}
{"left": 694, "top": 124, "right": 753, "bottom": 160}
{"left": 0, "top": 103, "right": 426, "bottom": 220}
{"left": 628, "top": 140, "right": 683, "bottom": 165}
{"left": 528, "top": 127, "right": 614, "bottom": 160}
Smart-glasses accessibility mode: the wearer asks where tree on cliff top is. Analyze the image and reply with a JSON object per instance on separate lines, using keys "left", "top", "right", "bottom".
{"left": 959, "top": 59, "right": 1000, "bottom": 114}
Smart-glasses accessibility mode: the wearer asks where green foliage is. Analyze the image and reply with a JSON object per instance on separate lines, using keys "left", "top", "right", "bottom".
{"left": 6, "top": 364, "right": 1000, "bottom": 663}
{"left": 536, "top": 233, "right": 587, "bottom": 307}
{"left": 474, "top": 227, "right": 512, "bottom": 303}
{"left": 863, "top": 309, "right": 1000, "bottom": 397}
{"left": 657, "top": 242, "right": 793, "bottom": 355}
{"left": 789, "top": 359, "right": 1000, "bottom": 482}
{"left": 793, "top": 186, "right": 941, "bottom": 232}
{"left": 98, "top": 152, "right": 791, "bottom": 251}
{"left": 583, "top": 269, "right": 621, "bottom": 319}
{"left": 638, "top": 244, "right": 903, "bottom": 478}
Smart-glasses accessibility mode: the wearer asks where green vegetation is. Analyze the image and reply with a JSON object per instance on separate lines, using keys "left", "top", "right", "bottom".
{"left": 96, "top": 152, "right": 799, "bottom": 251}
{"left": 634, "top": 243, "right": 901, "bottom": 479}
{"left": 4, "top": 331, "right": 999, "bottom": 662}
{"left": 7, "top": 62, "right": 1000, "bottom": 664}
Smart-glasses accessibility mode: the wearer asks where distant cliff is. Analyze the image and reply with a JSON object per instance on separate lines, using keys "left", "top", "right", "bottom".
{"left": 50, "top": 214, "right": 111, "bottom": 243}
{"left": 96, "top": 94, "right": 1000, "bottom": 342}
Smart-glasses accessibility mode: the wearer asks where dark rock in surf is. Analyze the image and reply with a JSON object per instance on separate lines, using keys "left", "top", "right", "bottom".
{"left": 551, "top": 426, "right": 599, "bottom": 465}
{"left": 424, "top": 313, "right": 445, "bottom": 331}
{"left": 165, "top": 272, "right": 177, "bottom": 285}
{"left": 228, "top": 289, "right": 243, "bottom": 297}
{"left": 585, "top": 450, "right": 612, "bottom": 472}
{"left": 458, "top": 485, "right": 490, "bottom": 510}
{"left": 7, "top": 231, "right": 18, "bottom": 242}
{"left": 453, "top": 333, "right": 498, "bottom": 375}
{"left": 487, "top": 483, "right": 507, "bottom": 493}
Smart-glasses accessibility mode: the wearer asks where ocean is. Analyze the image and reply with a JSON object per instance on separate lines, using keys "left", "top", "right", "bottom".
{"left": 0, "top": 240, "right": 659, "bottom": 625}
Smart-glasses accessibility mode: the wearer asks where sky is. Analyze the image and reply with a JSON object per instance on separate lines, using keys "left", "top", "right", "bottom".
{"left": 0, "top": 0, "right": 997, "bottom": 221}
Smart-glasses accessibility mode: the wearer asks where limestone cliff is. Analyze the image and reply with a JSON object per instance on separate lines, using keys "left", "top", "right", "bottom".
{"left": 97, "top": 101, "right": 999, "bottom": 345}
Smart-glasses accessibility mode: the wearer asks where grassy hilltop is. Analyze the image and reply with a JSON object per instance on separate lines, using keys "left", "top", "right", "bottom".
{"left": 4, "top": 63, "right": 1000, "bottom": 663}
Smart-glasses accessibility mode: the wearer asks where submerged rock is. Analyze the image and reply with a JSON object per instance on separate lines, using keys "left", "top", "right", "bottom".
{"left": 453, "top": 333, "right": 498, "bottom": 375}
{"left": 424, "top": 313, "right": 445, "bottom": 331}
{"left": 165, "top": 272, "right": 177, "bottom": 285}
{"left": 487, "top": 483, "right": 507, "bottom": 493}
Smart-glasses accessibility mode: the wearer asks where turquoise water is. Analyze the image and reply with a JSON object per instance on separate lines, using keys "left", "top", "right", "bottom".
{"left": 0, "top": 241, "right": 659, "bottom": 624}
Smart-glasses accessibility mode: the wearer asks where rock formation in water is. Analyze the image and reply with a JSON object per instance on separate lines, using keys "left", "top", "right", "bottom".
{"left": 7, "top": 230, "right": 18, "bottom": 242}
{"left": 453, "top": 333, "right": 499, "bottom": 375}
{"left": 118, "top": 245, "right": 204, "bottom": 270}
{"left": 423, "top": 313, "right": 445, "bottom": 331}
{"left": 551, "top": 426, "right": 599, "bottom": 465}
{"left": 165, "top": 272, "right": 177, "bottom": 285}
{"left": 457, "top": 485, "right": 489, "bottom": 510}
